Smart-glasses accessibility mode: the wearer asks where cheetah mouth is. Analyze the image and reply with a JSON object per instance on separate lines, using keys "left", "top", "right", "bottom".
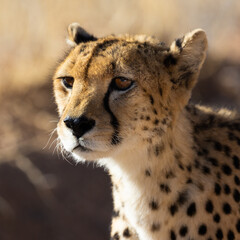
{"left": 72, "top": 144, "right": 92, "bottom": 152}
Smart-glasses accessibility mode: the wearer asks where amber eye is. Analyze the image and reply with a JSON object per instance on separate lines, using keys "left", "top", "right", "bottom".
{"left": 61, "top": 77, "right": 74, "bottom": 89}
{"left": 113, "top": 77, "right": 133, "bottom": 91}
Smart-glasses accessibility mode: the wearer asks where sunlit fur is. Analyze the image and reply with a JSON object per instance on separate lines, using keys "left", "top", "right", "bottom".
{"left": 53, "top": 24, "right": 240, "bottom": 240}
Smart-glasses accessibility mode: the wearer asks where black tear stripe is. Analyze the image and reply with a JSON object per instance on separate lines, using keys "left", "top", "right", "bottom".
{"left": 103, "top": 84, "right": 121, "bottom": 145}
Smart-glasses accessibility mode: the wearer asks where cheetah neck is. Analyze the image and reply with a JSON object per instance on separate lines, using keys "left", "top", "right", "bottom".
{"left": 103, "top": 110, "right": 197, "bottom": 238}
{"left": 107, "top": 109, "right": 195, "bottom": 181}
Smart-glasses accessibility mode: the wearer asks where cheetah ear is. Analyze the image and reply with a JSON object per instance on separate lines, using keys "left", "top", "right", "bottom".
{"left": 167, "top": 29, "right": 207, "bottom": 91}
{"left": 67, "top": 23, "right": 97, "bottom": 47}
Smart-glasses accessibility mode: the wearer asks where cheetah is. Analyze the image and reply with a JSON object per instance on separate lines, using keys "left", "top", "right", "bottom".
{"left": 53, "top": 23, "right": 240, "bottom": 240}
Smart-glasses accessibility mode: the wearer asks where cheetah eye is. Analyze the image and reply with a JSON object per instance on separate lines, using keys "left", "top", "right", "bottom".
{"left": 60, "top": 77, "right": 74, "bottom": 89}
{"left": 112, "top": 77, "right": 133, "bottom": 91}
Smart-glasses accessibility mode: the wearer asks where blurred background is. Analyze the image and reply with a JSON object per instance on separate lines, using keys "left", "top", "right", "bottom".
{"left": 0, "top": 0, "right": 240, "bottom": 239}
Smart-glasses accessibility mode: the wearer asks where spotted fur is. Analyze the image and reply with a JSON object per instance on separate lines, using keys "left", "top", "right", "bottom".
{"left": 53, "top": 23, "right": 240, "bottom": 240}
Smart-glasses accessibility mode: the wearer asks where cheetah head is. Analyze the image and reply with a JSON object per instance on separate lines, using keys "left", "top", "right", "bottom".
{"left": 53, "top": 23, "right": 207, "bottom": 162}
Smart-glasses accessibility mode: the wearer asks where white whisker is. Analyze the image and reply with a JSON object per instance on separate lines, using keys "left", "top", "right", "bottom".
{"left": 43, "top": 128, "right": 58, "bottom": 150}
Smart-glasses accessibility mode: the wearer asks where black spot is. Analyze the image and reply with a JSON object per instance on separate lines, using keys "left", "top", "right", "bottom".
{"left": 83, "top": 51, "right": 89, "bottom": 57}
{"left": 198, "top": 224, "right": 207, "bottom": 235}
{"left": 177, "top": 190, "right": 188, "bottom": 206}
{"left": 165, "top": 171, "right": 175, "bottom": 179}
{"left": 213, "top": 213, "right": 220, "bottom": 223}
{"left": 214, "top": 141, "right": 222, "bottom": 151}
{"left": 145, "top": 169, "right": 151, "bottom": 176}
{"left": 236, "top": 219, "right": 240, "bottom": 233}
{"left": 224, "top": 184, "right": 231, "bottom": 195}
{"left": 162, "top": 118, "right": 167, "bottom": 125}
{"left": 223, "top": 202, "right": 231, "bottom": 214}
{"left": 154, "top": 119, "right": 159, "bottom": 125}
{"left": 186, "top": 165, "right": 192, "bottom": 172}
{"left": 147, "top": 138, "right": 152, "bottom": 144}
{"left": 170, "top": 230, "right": 176, "bottom": 240}
{"left": 149, "top": 95, "right": 154, "bottom": 105}
{"left": 159, "top": 87, "right": 163, "bottom": 96}
{"left": 216, "top": 228, "right": 223, "bottom": 239}
{"left": 112, "top": 210, "right": 120, "bottom": 218}
{"left": 111, "top": 61, "right": 116, "bottom": 71}
{"left": 160, "top": 184, "right": 171, "bottom": 193}
{"left": 221, "top": 164, "right": 232, "bottom": 175}
{"left": 175, "top": 151, "right": 182, "bottom": 160}
{"left": 178, "top": 163, "right": 184, "bottom": 170}
{"left": 79, "top": 44, "right": 87, "bottom": 53}
{"left": 207, "top": 157, "right": 219, "bottom": 167}
{"left": 153, "top": 108, "right": 158, "bottom": 115}
{"left": 223, "top": 145, "right": 231, "bottom": 156}
{"left": 187, "top": 202, "right": 196, "bottom": 217}
{"left": 205, "top": 200, "right": 214, "bottom": 213}
{"left": 149, "top": 200, "right": 159, "bottom": 210}
{"left": 197, "top": 151, "right": 204, "bottom": 156}
{"left": 179, "top": 225, "right": 188, "bottom": 237}
{"left": 233, "top": 189, "right": 240, "bottom": 203}
{"left": 227, "top": 230, "right": 235, "bottom": 240}
{"left": 151, "top": 223, "right": 160, "bottom": 232}
{"left": 143, "top": 126, "right": 148, "bottom": 131}
{"left": 146, "top": 116, "right": 150, "bottom": 121}
{"left": 112, "top": 232, "right": 120, "bottom": 240}
{"left": 202, "top": 165, "right": 211, "bottom": 174}
{"left": 215, "top": 183, "right": 222, "bottom": 195}
{"left": 123, "top": 228, "right": 131, "bottom": 238}
{"left": 155, "top": 144, "right": 164, "bottom": 156}
{"left": 233, "top": 155, "right": 240, "bottom": 169}
{"left": 169, "top": 204, "right": 178, "bottom": 216}
{"left": 202, "top": 148, "right": 209, "bottom": 155}
{"left": 163, "top": 54, "right": 177, "bottom": 68}
{"left": 186, "top": 178, "right": 193, "bottom": 184}
{"left": 234, "top": 175, "right": 240, "bottom": 185}
{"left": 97, "top": 39, "right": 119, "bottom": 51}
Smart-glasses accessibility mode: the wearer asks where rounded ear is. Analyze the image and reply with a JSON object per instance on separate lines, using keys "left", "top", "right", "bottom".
{"left": 165, "top": 29, "right": 208, "bottom": 91}
{"left": 67, "top": 23, "right": 97, "bottom": 46}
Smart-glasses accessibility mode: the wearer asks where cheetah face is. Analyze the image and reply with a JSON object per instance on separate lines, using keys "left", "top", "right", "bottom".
{"left": 53, "top": 23, "right": 207, "bottom": 162}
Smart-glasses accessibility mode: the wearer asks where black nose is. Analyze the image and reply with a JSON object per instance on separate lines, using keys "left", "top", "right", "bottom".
{"left": 64, "top": 115, "right": 95, "bottom": 138}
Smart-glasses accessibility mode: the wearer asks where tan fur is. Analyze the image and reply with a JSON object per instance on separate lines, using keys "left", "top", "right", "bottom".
{"left": 53, "top": 23, "right": 240, "bottom": 240}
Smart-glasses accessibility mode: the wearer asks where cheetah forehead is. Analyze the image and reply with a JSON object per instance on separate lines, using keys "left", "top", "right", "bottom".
{"left": 56, "top": 24, "right": 207, "bottom": 104}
